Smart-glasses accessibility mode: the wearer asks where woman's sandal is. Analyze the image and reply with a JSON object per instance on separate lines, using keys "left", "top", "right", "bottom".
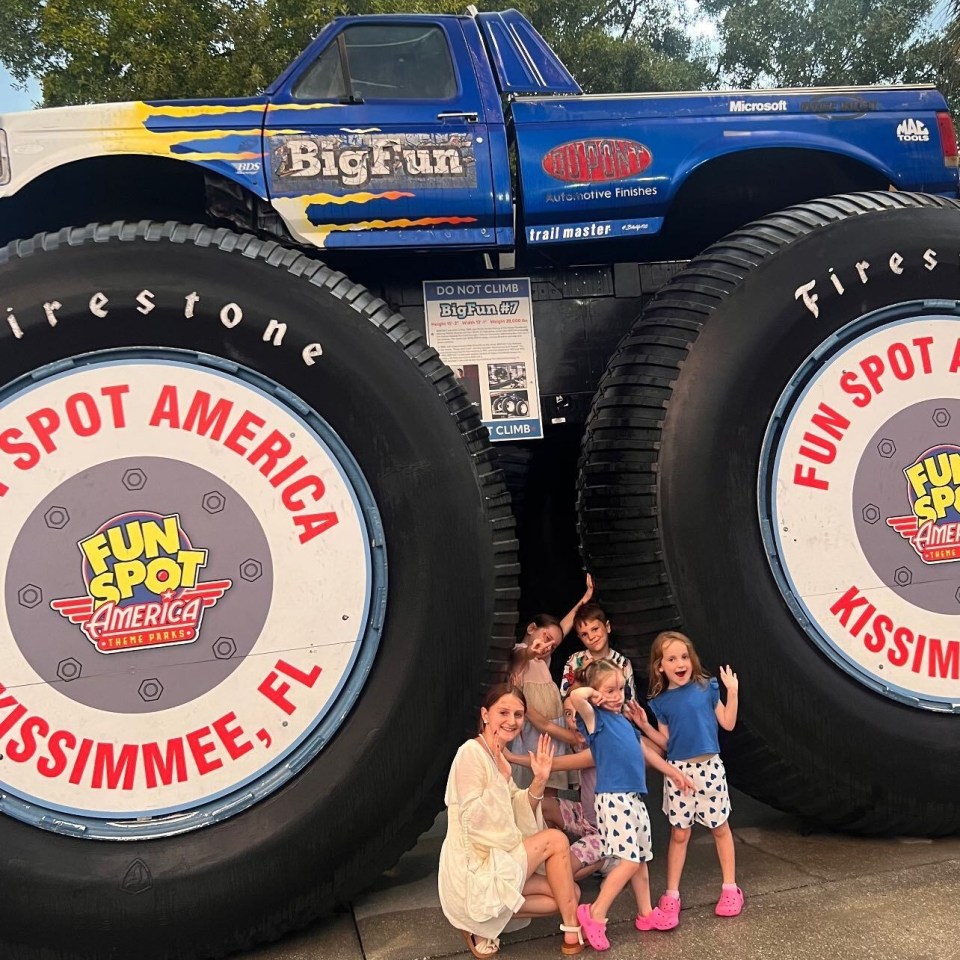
{"left": 576, "top": 902, "right": 610, "bottom": 951}
{"left": 460, "top": 929, "right": 500, "bottom": 958}
{"left": 560, "top": 923, "right": 585, "bottom": 956}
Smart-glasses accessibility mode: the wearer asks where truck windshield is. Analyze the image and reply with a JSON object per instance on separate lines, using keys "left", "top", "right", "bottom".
{"left": 294, "top": 23, "right": 458, "bottom": 101}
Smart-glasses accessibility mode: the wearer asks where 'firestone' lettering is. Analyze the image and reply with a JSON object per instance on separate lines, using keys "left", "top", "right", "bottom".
{"left": 795, "top": 249, "right": 939, "bottom": 318}
{"left": 2, "top": 291, "right": 323, "bottom": 369}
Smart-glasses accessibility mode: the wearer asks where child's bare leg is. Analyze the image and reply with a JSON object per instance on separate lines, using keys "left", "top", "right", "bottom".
{"left": 712, "top": 821, "right": 736, "bottom": 884}
{"left": 572, "top": 853, "right": 600, "bottom": 880}
{"left": 666, "top": 825, "right": 691, "bottom": 891}
{"left": 541, "top": 795, "right": 563, "bottom": 830}
{"left": 629, "top": 863, "right": 652, "bottom": 916}
{"left": 590, "top": 859, "right": 639, "bottom": 919}
{"left": 570, "top": 829, "right": 603, "bottom": 881}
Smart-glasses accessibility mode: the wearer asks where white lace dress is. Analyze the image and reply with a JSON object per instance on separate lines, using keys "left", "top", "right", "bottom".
{"left": 438, "top": 739, "right": 544, "bottom": 940}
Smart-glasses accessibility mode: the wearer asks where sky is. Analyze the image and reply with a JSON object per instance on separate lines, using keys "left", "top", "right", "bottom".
{"left": 0, "top": 65, "right": 39, "bottom": 114}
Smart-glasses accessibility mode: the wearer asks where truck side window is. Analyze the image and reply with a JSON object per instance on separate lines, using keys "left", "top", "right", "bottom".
{"left": 294, "top": 24, "right": 457, "bottom": 101}
{"left": 294, "top": 44, "right": 346, "bottom": 101}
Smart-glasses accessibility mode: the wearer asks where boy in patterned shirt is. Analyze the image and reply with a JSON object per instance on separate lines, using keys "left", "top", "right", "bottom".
{"left": 560, "top": 601, "right": 637, "bottom": 704}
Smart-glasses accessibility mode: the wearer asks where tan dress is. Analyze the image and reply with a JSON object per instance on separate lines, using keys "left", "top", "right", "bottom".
{"left": 438, "top": 739, "right": 545, "bottom": 941}
{"left": 510, "top": 657, "right": 570, "bottom": 790}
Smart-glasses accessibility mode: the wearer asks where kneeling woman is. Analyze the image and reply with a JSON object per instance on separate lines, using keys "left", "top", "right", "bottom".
{"left": 439, "top": 684, "right": 583, "bottom": 958}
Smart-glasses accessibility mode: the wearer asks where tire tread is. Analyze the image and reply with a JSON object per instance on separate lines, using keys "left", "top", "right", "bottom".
{"left": 578, "top": 192, "right": 960, "bottom": 836}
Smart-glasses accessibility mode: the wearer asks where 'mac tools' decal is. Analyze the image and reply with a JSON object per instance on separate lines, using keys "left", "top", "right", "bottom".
{"left": 541, "top": 138, "right": 652, "bottom": 183}
{"left": 51, "top": 511, "right": 232, "bottom": 653}
{"left": 887, "top": 445, "right": 960, "bottom": 563}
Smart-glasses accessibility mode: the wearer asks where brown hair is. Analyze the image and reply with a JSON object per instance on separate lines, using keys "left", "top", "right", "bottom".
{"left": 573, "top": 602, "right": 608, "bottom": 630}
{"left": 648, "top": 631, "right": 709, "bottom": 698}
{"left": 527, "top": 612, "right": 561, "bottom": 630}
{"left": 574, "top": 657, "right": 623, "bottom": 690}
{"left": 522, "top": 612, "right": 562, "bottom": 641}
{"left": 478, "top": 683, "right": 526, "bottom": 733}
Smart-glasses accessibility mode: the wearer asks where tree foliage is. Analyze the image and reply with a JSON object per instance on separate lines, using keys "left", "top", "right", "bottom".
{"left": 0, "top": 0, "right": 709, "bottom": 107}
{"left": 0, "top": 0, "right": 956, "bottom": 108}
{"left": 503, "top": 0, "right": 712, "bottom": 92}
{"left": 703, "top": 0, "right": 946, "bottom": 89}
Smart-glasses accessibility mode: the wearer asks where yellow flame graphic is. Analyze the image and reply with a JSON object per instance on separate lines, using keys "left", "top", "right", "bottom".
{"left": 310, "top": 216, "right": 478, "bottom": 245}
{"left": 301, "top": 191, "right": 415, "bottom": 206}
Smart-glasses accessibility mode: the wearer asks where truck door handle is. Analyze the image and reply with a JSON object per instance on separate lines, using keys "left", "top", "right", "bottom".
{"left": 437, "top": 111, "right": 479, "bottom": 123}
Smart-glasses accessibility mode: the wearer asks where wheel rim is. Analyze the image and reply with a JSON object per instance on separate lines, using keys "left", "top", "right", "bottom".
{"left": 0, "top": 348, "right": 386, "bottom": 838}
{"left": 760, "top": 301, "right": 960, "bottom": 712}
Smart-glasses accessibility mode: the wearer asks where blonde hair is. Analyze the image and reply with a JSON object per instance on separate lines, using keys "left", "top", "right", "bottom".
{"left": 648, "top": 631, "right": 708, "bottom": 698}
{"left": 574, "top": 657, "right": 624, "bottom": 691}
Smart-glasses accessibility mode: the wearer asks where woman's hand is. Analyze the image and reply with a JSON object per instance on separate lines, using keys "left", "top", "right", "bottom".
{"left": 528, "top": 733, "right": 555, "bottom": 783}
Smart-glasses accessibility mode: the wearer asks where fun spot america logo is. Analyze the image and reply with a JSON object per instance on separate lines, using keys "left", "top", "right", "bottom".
{"left": 886, "top": 445, "right": 960, "bottom": 564}
{"left": 50, "top": 511, "right": 232, "bottom": 653}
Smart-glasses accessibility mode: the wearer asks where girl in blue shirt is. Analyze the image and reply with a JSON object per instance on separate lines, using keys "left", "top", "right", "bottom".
{"left": 637, "top": 630, "right": 741, "bottom": 927}
{"left": 568, "top": 659, "right": 692, "bottom": 952}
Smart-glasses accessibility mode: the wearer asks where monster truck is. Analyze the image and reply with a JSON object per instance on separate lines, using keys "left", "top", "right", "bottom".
{"left": 0, "top": 8, "right": 958, "bottom": 958}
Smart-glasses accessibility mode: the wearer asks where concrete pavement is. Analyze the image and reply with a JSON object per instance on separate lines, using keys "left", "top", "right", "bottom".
{"left": 243, "top": 779, "right": 960, "bottom": 960}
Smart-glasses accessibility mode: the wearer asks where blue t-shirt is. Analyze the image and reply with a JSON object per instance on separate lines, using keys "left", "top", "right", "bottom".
{"left": 649, "top": 677, "right": 721, "bottom": 762}
{"left": 579, "top": 709, "right": 647, "bottom": 795}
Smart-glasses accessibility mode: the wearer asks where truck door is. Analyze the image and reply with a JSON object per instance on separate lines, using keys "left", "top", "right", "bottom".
{"left": 265, "top": 20, "right": 496, "bottom": 250}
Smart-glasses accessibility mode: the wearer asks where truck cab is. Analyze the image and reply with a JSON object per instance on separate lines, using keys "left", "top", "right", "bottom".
{"left": 262, "top": 15, "right": 509, "bottom": 248}
{"left": 0, "top": 9, "right": 956, "bottom": 260}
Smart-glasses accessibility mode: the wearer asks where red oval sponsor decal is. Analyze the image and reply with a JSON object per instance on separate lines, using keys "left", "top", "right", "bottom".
{"left": 541, "top": 138, "right": 653, "bottom": 183}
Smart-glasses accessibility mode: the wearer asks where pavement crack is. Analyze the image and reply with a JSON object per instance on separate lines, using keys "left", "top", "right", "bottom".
{"left": 350, "top": 904, "right": 368, "bottom": 960}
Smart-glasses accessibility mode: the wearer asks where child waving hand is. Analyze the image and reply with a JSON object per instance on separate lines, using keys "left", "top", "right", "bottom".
{"left": 568, "top": 660, "right": 692, "bottom": 951}
{"left": 637, "top": 630, "right": 742, "bottom": 926}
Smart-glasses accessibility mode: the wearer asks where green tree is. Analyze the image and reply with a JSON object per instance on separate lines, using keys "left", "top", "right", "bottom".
{"left": 496, "top": 0, "right": 712, "bottom": 91}
{"left": 936, "top": 2, "right": 960, "bottom": 108}
{"left": 0, "top": 0, "right": 709, "bottom": 107}
{"left": 703, "top": 0, "right": 945, "bottom": 89}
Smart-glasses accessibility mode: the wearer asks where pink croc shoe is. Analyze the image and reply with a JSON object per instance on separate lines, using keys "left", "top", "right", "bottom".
{"left": 576, "top": 903, "right": 610, "bottom": 951}
{"left": 715, "top": 886, "right": 744, "bottom": 917}
{"left": 634, "top": 907, "right": 676, "bottom": 932}
{"left": 654, "top": 893, "right": 680, "bottom": 929}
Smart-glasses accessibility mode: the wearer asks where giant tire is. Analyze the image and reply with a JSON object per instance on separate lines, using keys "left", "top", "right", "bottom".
{"left": 579, "top": 193, "right": 960, "bottom": 835}
{"left": 0, "top": 222, "right": 517, "bottom": 958}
